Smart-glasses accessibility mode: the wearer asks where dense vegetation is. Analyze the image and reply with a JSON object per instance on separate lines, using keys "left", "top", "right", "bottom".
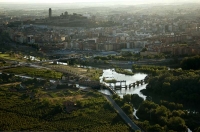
{"left": 28, "top": 44, "right": 40, "bottom": 51}
{"left": 112, "top": 94, "right": 191, "bottom": 131}
{"left": 132, "top": 64, "right": 168, "bottom": 75}
{"left": 181, "top": 55, "right": 200, "bottom": 70}
{"left": 141, "top": 70, "right": 200, "bottom": 130}
{"left": 0, "top": 30, "right": 10, "bottom": 43}
{"left": 136, "top": 100, "right": 200, "bottom": 132}
{"left": 136, "top": 100, "right": 189, "bottom": 132}
{"left": 0, "top": 60, "right": 7, "bottom": 67}
{"left": 131, "top": 56, "right": 200, "bottom": 131}
{"left": 0, "top": 74, "right": 130, "bottom": 131}
{"left": 113, "top": 92, "right": 200, "bottom": 131}
{"left": 112, "top": 94, "right": 146, "bottom": 117}
{"left": 0, "top": 89, "right": 129, "bottom": 131}
{"left": 94, "top": 54, "right": 138, "bottom": 61}
{"left": 0, "top": 73, "right": 21, "bottom": 84}
{"left": 87, "top": 68, "right": 103, "bottom": 81}
{"left": 3, "top": 66, "right": 63, "bottom": 79}
{"left": 144, "top": 70, "right": 200, "bottom": 109}
{"left": 93, "top": 52, "right": 165, "bottom": 62}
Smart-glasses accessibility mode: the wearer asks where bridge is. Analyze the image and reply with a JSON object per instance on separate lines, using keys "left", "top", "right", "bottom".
{"left": 100, "top": 83, "right": 116, "bottom": 94}
{"left": 113, "top": 79, "right": 148, "bottom": 89}
{"left": 128, "top": 79, "right": 148, "bottom": 88}
{"left": 102, "top": 78, "right": 148, "bottom": 93}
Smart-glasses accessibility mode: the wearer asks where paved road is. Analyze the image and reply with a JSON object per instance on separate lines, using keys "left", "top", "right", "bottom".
{"left": 104, "top": 95, "right": 141, "bottom": 131}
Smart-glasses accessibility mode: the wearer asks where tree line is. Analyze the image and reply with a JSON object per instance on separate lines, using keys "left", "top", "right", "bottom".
{"left": 130, "top": 56, "right": 200, "bottom": 131}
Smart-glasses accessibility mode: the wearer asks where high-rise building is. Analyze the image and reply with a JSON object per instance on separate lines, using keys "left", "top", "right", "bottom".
{"left": 49, "top": 8, "right": 52, "bottom": 18}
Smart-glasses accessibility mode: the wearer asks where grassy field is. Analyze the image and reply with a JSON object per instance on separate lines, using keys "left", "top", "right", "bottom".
{"left": 103, "top": 78, "right": 117, "bottom": 83}
{"left": 3, "top": 66, "right": 63, "bottom": 79}
{"left": 48, "top": 64, "right": 103, "bottom": 81}
{"left": 0, "top": 53, "right": 24, "bottom": 61}
{"left": 38, "top": 88, "right": 85, "bottom": 103}
{"left": 115, "top": 67, "right": 134, "bottom": 75}
{"left": 0, "top": 84, "right": 130, "bottom": 131}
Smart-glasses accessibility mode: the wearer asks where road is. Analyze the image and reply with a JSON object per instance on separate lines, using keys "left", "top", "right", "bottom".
{"left": 104, "top": 95, "right": 141, "bottom": 131}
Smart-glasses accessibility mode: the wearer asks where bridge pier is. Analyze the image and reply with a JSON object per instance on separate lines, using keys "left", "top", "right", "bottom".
{"left": 140, "top": 80, "right": 143, "bottom": 85}
{"left": 114, "top": 80, "right": 127, "bottom": 89}
{"left": 136, "top": 81, "right": 140, "bottom": 86}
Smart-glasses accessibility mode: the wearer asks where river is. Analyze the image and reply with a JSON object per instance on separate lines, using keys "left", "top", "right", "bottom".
{"left": 98, "top": 69, "right": 147, "bottom": 100}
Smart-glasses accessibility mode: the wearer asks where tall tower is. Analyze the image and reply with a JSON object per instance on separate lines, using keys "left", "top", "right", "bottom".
{"left": 49, "top": 8, "right": 52, "bottom": 19}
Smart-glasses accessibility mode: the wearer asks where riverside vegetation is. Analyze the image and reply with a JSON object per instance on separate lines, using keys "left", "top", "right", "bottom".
{"left": 118, "top": 55, "right": 200, "bottom": 132}
{"left": 115, "top": 67, "right": 134, "bottom": 75}
{"left": 112, "top": 94, "right": 192, "bottom": 131}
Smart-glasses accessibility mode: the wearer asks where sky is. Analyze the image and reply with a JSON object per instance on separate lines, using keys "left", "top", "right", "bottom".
{"left": 0, "top": 0, "right": 199, "bottom": 4}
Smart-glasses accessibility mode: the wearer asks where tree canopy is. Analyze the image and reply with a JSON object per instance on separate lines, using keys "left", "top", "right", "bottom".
{"left": 181, "top": 55, "right": 200, "bottom": 70}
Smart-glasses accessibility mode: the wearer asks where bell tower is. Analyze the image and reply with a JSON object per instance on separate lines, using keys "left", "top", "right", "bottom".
{"left": 49, "top": 8, "right": 52, "bottom": 19}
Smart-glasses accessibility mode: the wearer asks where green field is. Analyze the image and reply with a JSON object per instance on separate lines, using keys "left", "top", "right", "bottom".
{"left": 3, "top": 66, "right": 63, "bottom": 79}
{"left": 49, "top": 64, "right": 103, "bottom": 81}
{"left": 115, "top": 67, "right": 134, "bottom": 75}
{"left": 0, "top": 53, "right": 24, "bottom": 61}
{"left": 0, "top": 84, "right": 129, "bottom": 131}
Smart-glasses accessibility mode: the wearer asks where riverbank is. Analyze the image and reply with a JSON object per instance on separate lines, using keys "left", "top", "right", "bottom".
{"left": 115, "top": 67, "right": 134, "bottom": 75}
{"left": 77, "top": 62, "right": 133, "bottom": 69}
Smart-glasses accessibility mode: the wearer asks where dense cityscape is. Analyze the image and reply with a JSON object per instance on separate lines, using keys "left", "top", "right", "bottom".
{"left": 0, "top": 1, "right": 200, "bottom": 132}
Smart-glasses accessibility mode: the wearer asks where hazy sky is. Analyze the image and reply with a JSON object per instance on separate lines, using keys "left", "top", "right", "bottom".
{"left": 0, "top": 0, "right": 199, "bottom": 3}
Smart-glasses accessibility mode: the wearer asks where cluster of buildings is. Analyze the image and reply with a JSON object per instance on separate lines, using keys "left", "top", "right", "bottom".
{"left": 33, "top": 8, "right": 91, "bottom": 27}
{"left": 6, "top": 25, "right": 67, "bottom": 44}
{"left": 1, "top": 6, "right": 200, "bottom": 56}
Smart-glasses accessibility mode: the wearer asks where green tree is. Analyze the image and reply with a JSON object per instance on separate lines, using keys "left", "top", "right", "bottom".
{"left": 148, "top": 124, "right": 163, "bottom": 132}
{"left": 123, "top": 94, "right": 131, "bottom": 103}
{"left": 181, "top": 55, "right": 200, "bottom": 70}
{"left": 121, "top": 103, "right": 133, "bottom": 115}
{"left": 168, "top": 117, "right": 187, "bottom": 131}
{"left": 141, "top": 48, "right": 147, "bottom": 52}
{"left": 131, "top": 94, "right": 144, "bottom": 108}
{"left": 195, "top": 127, "right": 200, "bottom": 132}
